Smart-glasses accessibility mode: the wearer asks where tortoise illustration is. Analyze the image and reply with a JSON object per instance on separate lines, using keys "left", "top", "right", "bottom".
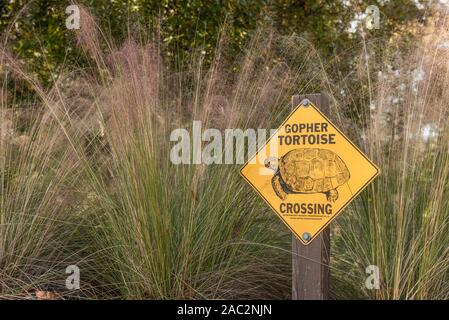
{"left": 264, "top": 148, "right": 350, "bottom": 202}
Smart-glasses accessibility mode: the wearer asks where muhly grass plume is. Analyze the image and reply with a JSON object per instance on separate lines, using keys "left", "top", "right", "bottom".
{"left": 1, "top": 7, "right": 330, "bottom": 298}
{"left": 331, "top": 12, "right": 449, "bottom": 299}
{"left": 70, "top": 22, "right": 329, "bottom": 299}
{"left": 0, "top": 47, "right": 96, "bottom": 298}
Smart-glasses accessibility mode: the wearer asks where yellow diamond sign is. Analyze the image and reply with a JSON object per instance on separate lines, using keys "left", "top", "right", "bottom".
{"left": 240, "top": 100, "right": 379, "bottom": 245}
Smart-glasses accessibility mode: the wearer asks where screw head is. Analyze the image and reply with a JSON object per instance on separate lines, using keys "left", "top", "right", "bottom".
{"left": 301, "top": 98, "right": 310, "bottom": 107}
{"left": 303, "top": 232, "right": 311, "bottom": 241}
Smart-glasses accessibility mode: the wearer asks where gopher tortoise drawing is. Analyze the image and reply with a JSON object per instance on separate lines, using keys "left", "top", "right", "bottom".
{"left": 264, "top": 148, "right": 350, "bottom": 202}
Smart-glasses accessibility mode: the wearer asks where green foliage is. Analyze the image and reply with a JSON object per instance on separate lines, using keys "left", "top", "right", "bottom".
{"left": 1, "top": 0, "right": 424, "bottom": 85}
{"left": 1, "top": 1, "right": 72, "bottom": 85}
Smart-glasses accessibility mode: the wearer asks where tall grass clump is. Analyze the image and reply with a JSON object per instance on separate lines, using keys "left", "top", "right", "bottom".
{"left": 0, "top": 47, "right": 95, "bottom": 298}
{"left": 331, "top": 12, "right": 449, "bottom": 299}
{"left": 48, "top": 9, "right": 331, "bottom": 299}
{"left": 1, "top": 6, "right": 332, "bottom": 299}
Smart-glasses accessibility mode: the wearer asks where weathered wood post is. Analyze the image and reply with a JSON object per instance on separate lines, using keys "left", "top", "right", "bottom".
{"left": 291, "top": 94, "right": 330, "bottom": 300}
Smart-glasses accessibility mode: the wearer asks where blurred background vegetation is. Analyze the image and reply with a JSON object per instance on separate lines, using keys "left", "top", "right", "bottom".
{"left": 1, "top": 0, "right": 424, "bottom": 86}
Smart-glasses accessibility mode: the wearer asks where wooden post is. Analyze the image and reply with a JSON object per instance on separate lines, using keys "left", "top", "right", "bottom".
{"left": 291, "top": 94, "right": 331, "bottom": 300}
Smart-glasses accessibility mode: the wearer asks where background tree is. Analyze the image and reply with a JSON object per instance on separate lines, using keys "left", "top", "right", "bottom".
{"left": 1, "top": 0, "right": 425, "bottom": 86}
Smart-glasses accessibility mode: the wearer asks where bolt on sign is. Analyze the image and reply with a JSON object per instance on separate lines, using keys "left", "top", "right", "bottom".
{"left": 240, "top": 100, "right": 379, "bottom": 245}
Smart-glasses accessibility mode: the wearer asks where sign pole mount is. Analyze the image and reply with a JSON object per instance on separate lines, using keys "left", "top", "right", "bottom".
{"left": 291, "top": 94, "right": 330, "bottom": 300}
{"left": 240, "top": 92, "right": 379, "bottom": 300}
